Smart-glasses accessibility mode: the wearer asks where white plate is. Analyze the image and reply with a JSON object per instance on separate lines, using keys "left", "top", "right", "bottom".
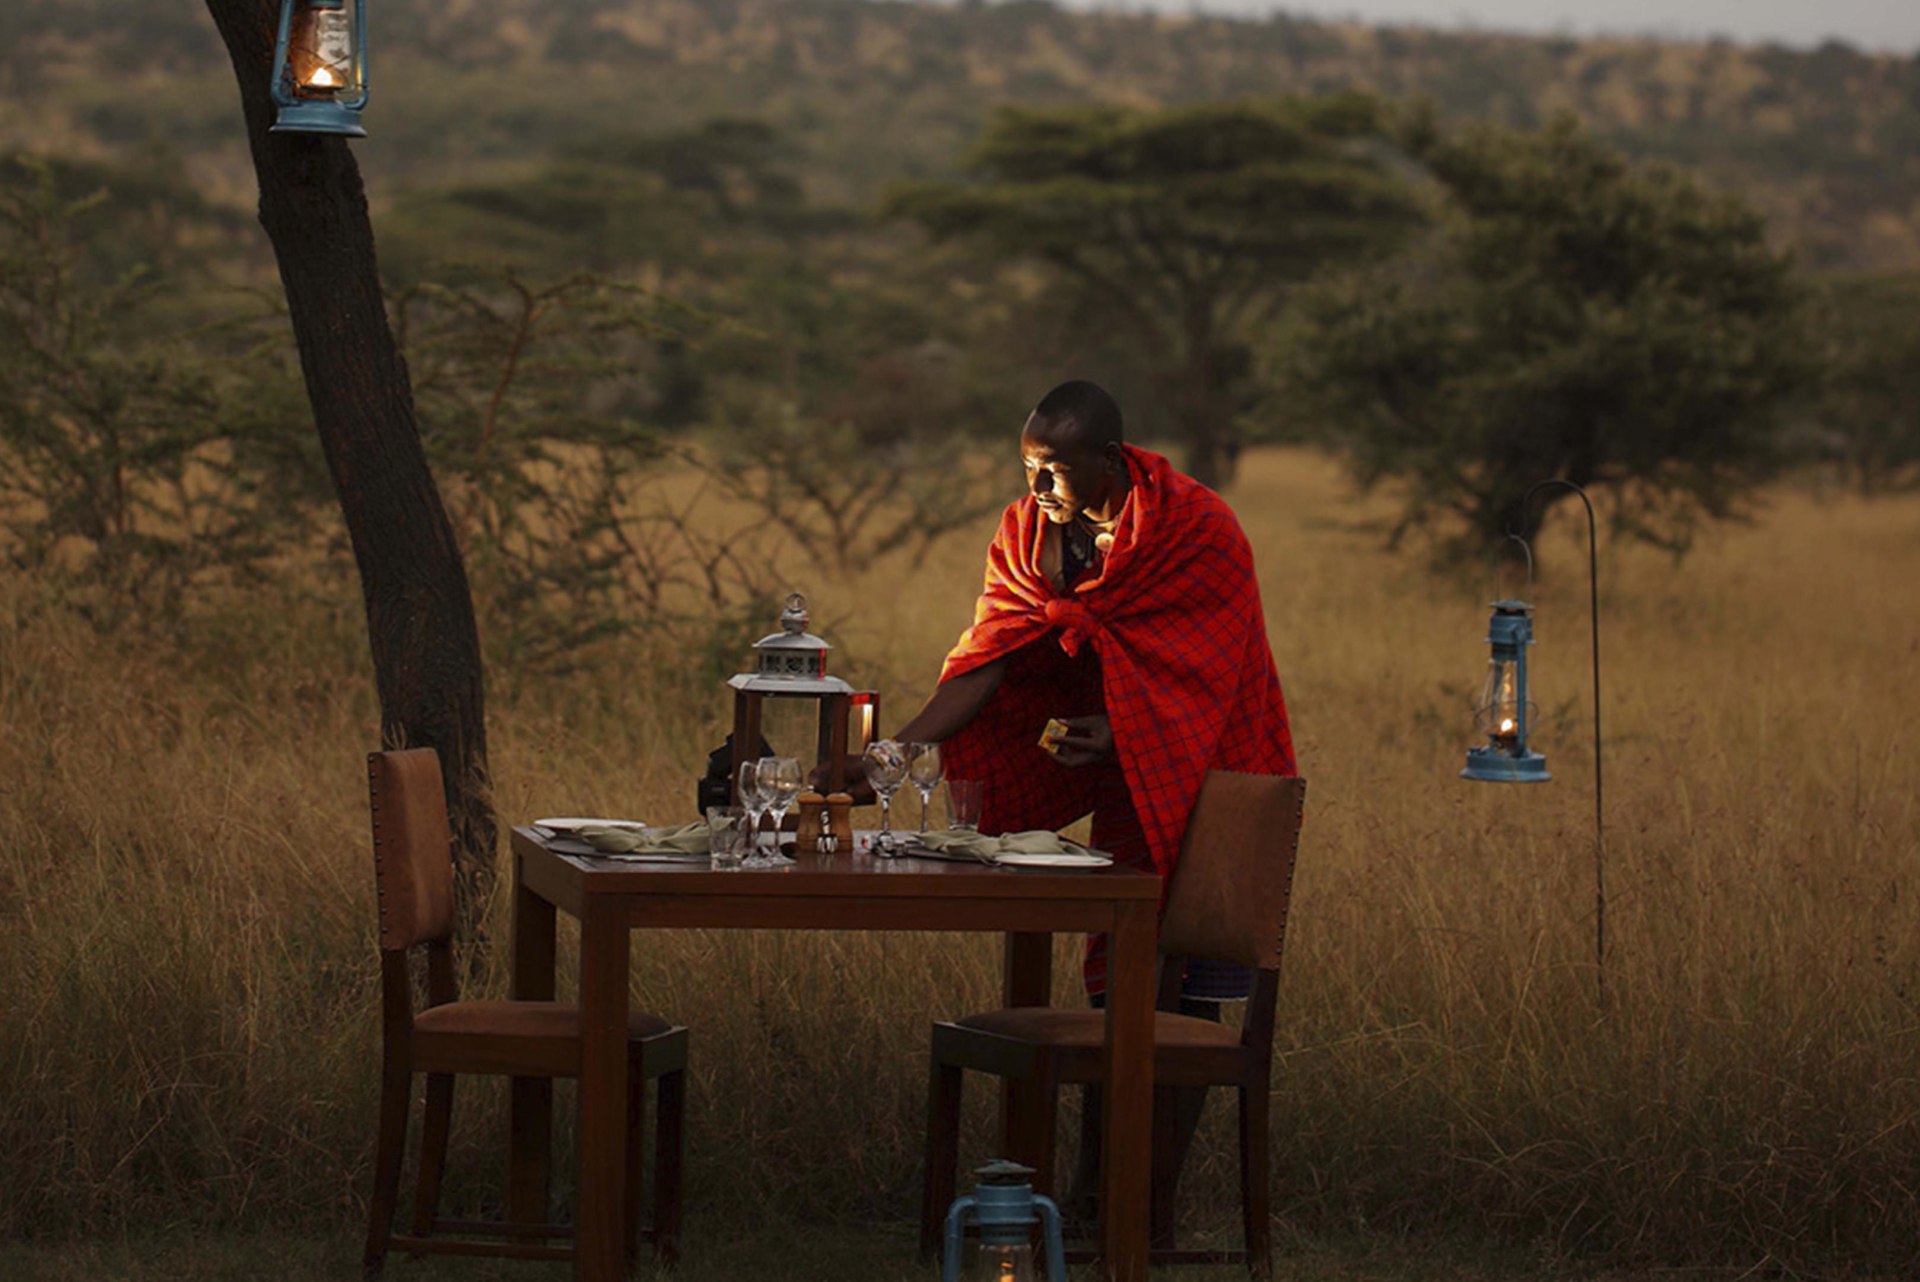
{"left": 995, "top": 852, "right": 1114, "bottom": 869}
{"left": 534, "top": 817, "right": 647, "bottom": 834}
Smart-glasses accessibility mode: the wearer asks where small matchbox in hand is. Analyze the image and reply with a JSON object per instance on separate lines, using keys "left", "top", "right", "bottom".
{"left": 1039, "top": 717, "right": 1071, "bottom": 756}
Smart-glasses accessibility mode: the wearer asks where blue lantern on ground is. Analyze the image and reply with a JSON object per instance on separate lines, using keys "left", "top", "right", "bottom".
{"left": 270, "top": 0, "right": 369, "bottom": 137}
{"left": 1462, "top": 598, "right": 1550, "bottom": 783}
{"left": 941, "top": 1160, "right": 1066, "bottom": 1282}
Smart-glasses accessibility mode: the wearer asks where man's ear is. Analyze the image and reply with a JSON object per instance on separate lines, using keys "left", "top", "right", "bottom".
{"left": 1104, "top": 440, "right": 1124, "bottom": 472}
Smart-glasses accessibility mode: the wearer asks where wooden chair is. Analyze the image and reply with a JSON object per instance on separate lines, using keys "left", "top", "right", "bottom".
{"left": 363, "top": 748, "right": 688, "bottom": 1277}
{"left": 918, "top": 772, "right": 1305, "bottom": 1278}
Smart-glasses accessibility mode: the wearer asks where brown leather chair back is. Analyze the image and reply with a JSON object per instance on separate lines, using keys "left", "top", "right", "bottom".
{"left": 1156, "top": 772, "right": 1306, "bottom": 970}
{"left": 367, "top": 748, "right": 456, "bottom": 953}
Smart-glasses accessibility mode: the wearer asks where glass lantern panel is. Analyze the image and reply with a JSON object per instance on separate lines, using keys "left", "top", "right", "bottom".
{"left": 754, "top": 697, "right": 818, "bottom": 767}
{"left": 287, "top": 0, "right": 361, "bottom": 97}
{"left": 1473, "top": 657, "right": 1521, "bottom": 735}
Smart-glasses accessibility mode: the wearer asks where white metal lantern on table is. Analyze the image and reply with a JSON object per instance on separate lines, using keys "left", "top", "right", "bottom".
{"left": 728, "top": 593, "right": 877, "bottom": 802}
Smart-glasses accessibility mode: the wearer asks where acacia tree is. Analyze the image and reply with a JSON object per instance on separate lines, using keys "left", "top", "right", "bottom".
{"left": 1287, "top": 114, "right": 1814, "bottom": 558}
{"left": 1812, "top": 271, "right": 1920, "bottom": 494}
{"left": 887, "top": 94, "right": 1424, "bottom": 489}
{"left": 201, "top": 0, "right": 495, "bottom": 928}
{"left": 0, "top": 163, "right": 229, "bottom": 628}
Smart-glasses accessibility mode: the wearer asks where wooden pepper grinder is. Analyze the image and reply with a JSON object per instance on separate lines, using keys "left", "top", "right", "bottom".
{"left": 794, "top": 792, "right": 827, "bottom": 851}
{"left": 826, "top": 792, "right": 854, "bottom": 851}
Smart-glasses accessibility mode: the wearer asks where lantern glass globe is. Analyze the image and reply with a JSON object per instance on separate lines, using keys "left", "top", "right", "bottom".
{"left": 1474, "top": 657, "right": 1521, "bottom": 739}
{"left": 288, "top": 2, "right": 357, "bottom": 95}
{"left": 974, "top": 1243, "right": 1039, "bottom": 1282}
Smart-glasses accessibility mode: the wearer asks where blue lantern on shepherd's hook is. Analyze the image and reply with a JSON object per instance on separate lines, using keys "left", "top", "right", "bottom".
{"left": 270, "top": 0, "right": 369, "bottom": 137}
{"left": 1461, "top": 597, "right": 1550, "bottom": 782}
{"left": 1458, "top": 479, "right": 1610, "bottom": 1005}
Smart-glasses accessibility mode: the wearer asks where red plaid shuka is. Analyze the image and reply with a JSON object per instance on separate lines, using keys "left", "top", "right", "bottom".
{"left": 940, "top": 444, "right": 1296, "bottom": 907}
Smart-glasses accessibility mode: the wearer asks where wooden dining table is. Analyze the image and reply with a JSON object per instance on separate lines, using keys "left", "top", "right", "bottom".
{"left": 507, "top": 826, "right": 1163, "bottom": 1281}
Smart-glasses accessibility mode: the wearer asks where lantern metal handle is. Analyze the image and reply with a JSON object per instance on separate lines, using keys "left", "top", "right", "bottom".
{"left": 1482, "top": 534, "right": 1535, "bottom": 617}
{"left": 1505, "top": 529, "right": 1536, "bottom": 591}
{"left": 941, "top": 1195, "right": 973, "bottom": 1282}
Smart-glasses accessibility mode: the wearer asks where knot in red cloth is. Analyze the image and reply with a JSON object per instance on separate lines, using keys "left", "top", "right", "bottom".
{"left": 1043, "top": 597, "right": 1102, "bottom": 654}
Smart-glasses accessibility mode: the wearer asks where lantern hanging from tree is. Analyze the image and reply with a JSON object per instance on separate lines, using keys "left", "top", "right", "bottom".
{"left": 270, "top": 0, "right": 369, "bottom": 137}
{"left": 1461, "top": 598, "right": 1550, "bottom": 782}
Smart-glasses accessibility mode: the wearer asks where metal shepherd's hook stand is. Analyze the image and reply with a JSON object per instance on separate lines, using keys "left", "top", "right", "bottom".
{"left": 1516, "top": 480, "right": 1606, "bottom": 1008}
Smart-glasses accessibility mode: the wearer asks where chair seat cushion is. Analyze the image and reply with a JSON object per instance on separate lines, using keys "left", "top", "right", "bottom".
{"left": 415, "top": 999, "right": 673, "bottom": 1041}
{"left": 955, "top": 1006, "right": 1241, "bottom": 1050}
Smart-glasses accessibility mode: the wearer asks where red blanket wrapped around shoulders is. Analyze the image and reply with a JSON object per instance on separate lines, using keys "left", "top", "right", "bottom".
{"left": 939, "top": 445, "right": 1296, "bottom": 878}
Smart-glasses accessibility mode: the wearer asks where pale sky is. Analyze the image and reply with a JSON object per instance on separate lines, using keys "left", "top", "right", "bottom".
{"left": 1051, "top": 0, "right": 1920, "bottom": 53}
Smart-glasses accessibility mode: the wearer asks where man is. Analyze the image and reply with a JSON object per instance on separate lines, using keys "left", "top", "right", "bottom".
{"left": 885, "top": 379, "right": 1297, "bottom": 1220}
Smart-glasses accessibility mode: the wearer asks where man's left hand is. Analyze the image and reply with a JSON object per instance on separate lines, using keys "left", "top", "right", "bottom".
{"left": 1050, "top": 715, "right": 1115, "bottom": 767}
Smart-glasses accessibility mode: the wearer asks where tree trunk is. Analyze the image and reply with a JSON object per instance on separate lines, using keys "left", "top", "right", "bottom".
{"left": 1166, "top": 316, "right": 1243, "bottom": 491}
{"left": 1172, "top": 365, "right": 1236, "bottom": 491}
{"left": 1184, "top": 410, "right": 1226, "bottom": 491}
{"left": 203, "top": 0, "right": 496, "bottom": 935}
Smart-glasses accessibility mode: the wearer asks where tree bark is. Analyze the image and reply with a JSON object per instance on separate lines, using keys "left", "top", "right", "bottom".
{"left": 1169, "top": 343, "right": 1228, "bottom": 491}
{"left": 1184, "top": 408, "right": 1225, "bottom": 491}
{"left": 203, "top": 0, "right": 496, "bottom": 934}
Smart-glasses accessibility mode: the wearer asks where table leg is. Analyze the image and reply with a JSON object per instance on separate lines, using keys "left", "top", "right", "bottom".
{"left": 1101, "top": 901, "right": 1154, "bottom": 1282}
{"left": 999, "top": 932, "right": 1054, "bottom": 1173}
{"left": 575, "top": 898, "right": 630, "bottom": 1282}
{"left": 509, "top": 852, "right": 557, "bottom": 1227}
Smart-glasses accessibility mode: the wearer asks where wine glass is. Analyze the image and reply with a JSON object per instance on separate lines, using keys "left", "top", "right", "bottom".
{"left": 863, "top": 739, "right": 910, "bottom": 855}
{"left": 907, "top": 742, "right": 943, "bottom": 834}
{"left": 737, "top": 759, "right": 774, "bottom": 867}
{"left": 758, "top": 756, "right": 804, "bottom": 865}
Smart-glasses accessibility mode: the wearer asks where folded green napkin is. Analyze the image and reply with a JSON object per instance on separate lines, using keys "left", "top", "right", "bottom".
{"left": 577, "top": 822, "right": 710, "bottom": 855}
{"left": 913, "top": 829, "right": 1081, "bottom": 862}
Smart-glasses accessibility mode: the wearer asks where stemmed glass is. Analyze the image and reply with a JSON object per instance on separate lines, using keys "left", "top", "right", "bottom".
{"left": 863, "top": 739, "right": 910, "bottom": 855}
{"left": 737, "top": 759, "right": 774, "bottom": 868}
{"left": 908, "top": 743, "right": 943, "bottom": 834}
{"left": 758, "top": 756, "right": 804, "bottom": 865}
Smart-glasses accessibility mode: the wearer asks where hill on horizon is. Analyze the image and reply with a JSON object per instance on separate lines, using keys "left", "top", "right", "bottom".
{"left": 2, "top": 0, "right": 1918, "bottom": 270}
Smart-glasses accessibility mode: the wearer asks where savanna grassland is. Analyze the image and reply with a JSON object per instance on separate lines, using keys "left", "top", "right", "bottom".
{"left": 3, "top": 449, "right": 1917, "bottom": 1277}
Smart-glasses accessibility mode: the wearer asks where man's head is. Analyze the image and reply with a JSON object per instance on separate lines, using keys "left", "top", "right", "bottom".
{"left": 1020, "top": 380, "right": 1127, "bottom": 525}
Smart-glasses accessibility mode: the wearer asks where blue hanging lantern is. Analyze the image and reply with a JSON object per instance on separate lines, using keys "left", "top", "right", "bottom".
{"left": 1461, "top": 598, "right": 1550, "bottom": 782}
{"left": 269, "top": 0, "right": 369, "bottom": 138}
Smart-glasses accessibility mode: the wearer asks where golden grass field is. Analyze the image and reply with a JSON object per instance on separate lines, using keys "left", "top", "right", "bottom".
{"left": 1, "top": 447, "right": 1917, "bottom": 1274}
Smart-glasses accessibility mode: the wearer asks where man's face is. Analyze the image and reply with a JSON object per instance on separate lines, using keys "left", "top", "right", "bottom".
{"left": 1020, "top": 415, "right": 1113, "bottom": 525}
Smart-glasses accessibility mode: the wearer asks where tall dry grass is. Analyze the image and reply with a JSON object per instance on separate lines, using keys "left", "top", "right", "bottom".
{"left": 2, "top": 449, "right": 1917, "bottom": 1268}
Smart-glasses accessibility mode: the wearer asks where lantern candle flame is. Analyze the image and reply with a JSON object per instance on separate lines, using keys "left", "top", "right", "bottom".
{"left": 307, "top": 65, "right": 338, "bottom": 88}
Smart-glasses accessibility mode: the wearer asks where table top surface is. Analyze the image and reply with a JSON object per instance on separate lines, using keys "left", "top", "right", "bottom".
{"left": 510, "top": 826, "right": 1161, "bottom": 900}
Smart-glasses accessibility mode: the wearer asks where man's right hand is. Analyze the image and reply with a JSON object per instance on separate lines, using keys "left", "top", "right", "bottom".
{"left": 1049, "top": 714, "right": 1115, "bottom": 768}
